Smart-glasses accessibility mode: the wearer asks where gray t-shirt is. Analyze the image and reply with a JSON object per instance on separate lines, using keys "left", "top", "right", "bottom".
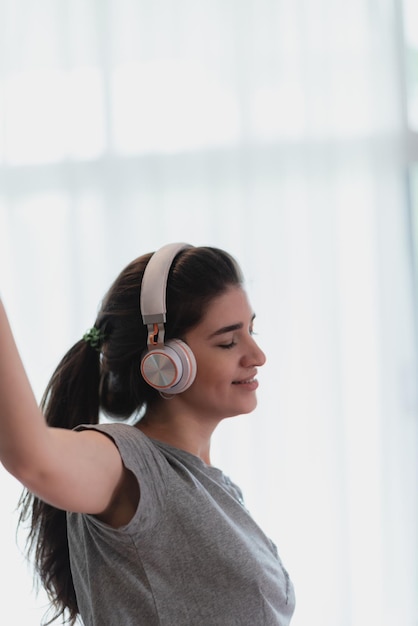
{"left": 67, "top": 423, "right": 295, "bottom": 625}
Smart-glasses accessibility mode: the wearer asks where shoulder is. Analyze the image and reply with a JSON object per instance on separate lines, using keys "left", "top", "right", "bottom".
{"left": 75, "top": 422, "right": 145, "bottom": 449}
{"left": 76, "top": 422, "right": 168, "bottom": 477}
{"left": 74, "top": 423, "right": 170, "bottom": 530}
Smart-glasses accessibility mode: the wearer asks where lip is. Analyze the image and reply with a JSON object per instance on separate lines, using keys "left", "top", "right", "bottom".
{"left": 232, "top": 375, "right": 259, "bottom": 390}
{"left": 232, "top": 370, "right": 257, "bottom": 384}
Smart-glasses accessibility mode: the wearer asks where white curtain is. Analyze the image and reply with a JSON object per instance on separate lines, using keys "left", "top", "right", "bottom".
{"left": 1, "top": 1, "right": 417, "bottom": 625}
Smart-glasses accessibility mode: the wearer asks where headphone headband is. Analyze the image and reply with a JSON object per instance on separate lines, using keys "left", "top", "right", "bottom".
{"left": 140, "top": 243, "right": 192, "bottom": 325}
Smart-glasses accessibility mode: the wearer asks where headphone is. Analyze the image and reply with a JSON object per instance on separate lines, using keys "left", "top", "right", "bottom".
{"left": 140, "top": 243, "right": 197, "bottom": 395}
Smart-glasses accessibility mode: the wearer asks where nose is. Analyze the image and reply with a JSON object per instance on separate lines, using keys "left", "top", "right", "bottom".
{"left": 242, "top": 336, "right": 266, "bottom": 367}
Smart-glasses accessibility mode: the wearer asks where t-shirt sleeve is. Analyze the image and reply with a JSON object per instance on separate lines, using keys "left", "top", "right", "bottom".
{"left": 75, "top": 422, "right": 169, "bottom": 535}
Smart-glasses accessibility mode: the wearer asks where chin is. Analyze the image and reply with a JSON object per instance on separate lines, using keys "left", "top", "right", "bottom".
{"left": 227, "top": 400, "right": 258, "bottom": 418}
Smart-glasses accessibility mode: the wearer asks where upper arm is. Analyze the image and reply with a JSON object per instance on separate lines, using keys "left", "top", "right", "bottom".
{"left": 17, "top": 427, "right": 128, "bottom": 515}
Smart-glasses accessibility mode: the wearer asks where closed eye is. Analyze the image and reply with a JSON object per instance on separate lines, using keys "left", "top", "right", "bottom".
{"left": 219, "top": 341, "right": 237, "bottom": 349}
{"left": 218, "top": 325, "right": 257, "bottom": 349}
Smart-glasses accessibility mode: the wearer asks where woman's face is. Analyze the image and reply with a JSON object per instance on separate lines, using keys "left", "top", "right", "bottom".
{"left": 181, "top": 285, "right": 266, "bottom": 421}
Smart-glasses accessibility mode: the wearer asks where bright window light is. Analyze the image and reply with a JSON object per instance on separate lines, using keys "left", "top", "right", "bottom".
{"left": 402, "top": 0, "right": 418, "bottom": 129}
{"left": 4, "top": 68, "right": 106, "bottom": 165}
{"left": 111, "top": 59, "right": 241, "bottom": 154}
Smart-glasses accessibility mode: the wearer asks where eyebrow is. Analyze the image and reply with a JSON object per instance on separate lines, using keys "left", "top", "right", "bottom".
{"left": 208, "top": 314, "right": 256, "bottom": 339}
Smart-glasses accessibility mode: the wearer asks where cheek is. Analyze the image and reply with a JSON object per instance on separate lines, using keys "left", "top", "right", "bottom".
{"left": 187, "top": 347, "right": 235, "bottom": 390}
{"left": 191, "top": 362, "right": 227, "bottom": 392}
{"left": 193, "top": 368, "right": 220, "bottom": 389}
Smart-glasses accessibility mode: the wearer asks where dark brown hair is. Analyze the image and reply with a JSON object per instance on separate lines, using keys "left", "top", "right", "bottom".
{"left": 19, "top": 245, "right": 242, "bottom": 624}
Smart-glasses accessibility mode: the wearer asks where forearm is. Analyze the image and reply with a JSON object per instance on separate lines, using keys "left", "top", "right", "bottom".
{"left": 0, "top": 299, "right": 48, "bottom": 478}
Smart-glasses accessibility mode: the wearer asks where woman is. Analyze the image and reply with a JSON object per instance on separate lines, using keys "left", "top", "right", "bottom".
{"left": 0, "top": 242, "right": 295, "bottom": 625}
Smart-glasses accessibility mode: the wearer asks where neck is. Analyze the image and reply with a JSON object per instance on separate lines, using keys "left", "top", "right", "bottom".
{"left": 136, "top": 400, "right": 218, "bottom": 465}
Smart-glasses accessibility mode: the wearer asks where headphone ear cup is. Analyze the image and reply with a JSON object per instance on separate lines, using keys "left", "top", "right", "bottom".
{"left": 165, "top": 339, "right": 197, "bottom": 394}
{"left": 140, "top": 339, "right": 197, "bottom": 394}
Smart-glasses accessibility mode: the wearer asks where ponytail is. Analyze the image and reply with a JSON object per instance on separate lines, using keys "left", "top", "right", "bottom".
{"left": 42, "top": 336, "right": 101, "bottom": 429}
{"left": 19, "top": 337, "right": 102, "bottom": 625}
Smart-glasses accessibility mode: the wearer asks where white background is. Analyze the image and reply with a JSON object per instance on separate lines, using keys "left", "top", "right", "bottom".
{"left": 0, "top": 1, "right": 417, "bottom": 625}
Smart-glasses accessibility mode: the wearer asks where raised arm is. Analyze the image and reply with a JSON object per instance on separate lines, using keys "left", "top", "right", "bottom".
{"left": 0, "top": 299, "right": 124, "bottom": 515}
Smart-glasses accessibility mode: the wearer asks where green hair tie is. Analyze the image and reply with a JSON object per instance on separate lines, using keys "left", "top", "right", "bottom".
{"left": 83, "top": 327, "right": 105, "bottom": 351}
